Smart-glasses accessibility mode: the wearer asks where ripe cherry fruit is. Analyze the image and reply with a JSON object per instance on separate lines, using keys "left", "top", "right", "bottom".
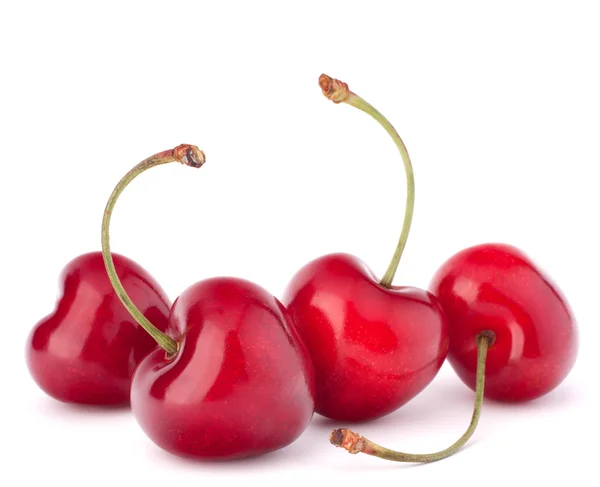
{"left": 26, "top": 251, "right": 173, "bottom": 405}
{"left": 430, "top": 243, "right": 578, "bottom": 402}
{"left": 283, "top": 75, "right": 449, "bottom": 422}
{"left": 101, "top": 144, "right": 315, "bottom": 460}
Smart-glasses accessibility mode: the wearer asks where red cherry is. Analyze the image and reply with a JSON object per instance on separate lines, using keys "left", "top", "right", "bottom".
{"left": 132, "top": 277, "right": 315, "bottom": 459}
{"left": 429, "top": 243, "right": 578, "bottom": 402}
{"left": 284, "top": 75, "right": 448, "bottom": 422}
{"left": 101, "top": 145, "right": 315, "bottom": 459}
{"left": 284, "top": 253, "right": 447, "bottom": 421}
{"left": 26, "top": 252, "right": 173, "bottom": 405}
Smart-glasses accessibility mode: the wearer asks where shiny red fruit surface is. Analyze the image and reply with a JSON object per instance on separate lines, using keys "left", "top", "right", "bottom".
{"left": 26, "top": 252, "right": 173, "bottom": 405}
{"left": 430, "top": 243, "right": 578, "bottom": 402}
{"left": 283, "top": 253, "right": 448, "bottom": 422}
{"left": 131, "top": 277, "right": 315, "bottom": 460}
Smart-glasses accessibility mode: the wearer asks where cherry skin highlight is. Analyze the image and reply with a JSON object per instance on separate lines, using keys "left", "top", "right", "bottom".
{"left": 26, "top": 252, "right": 173, "bottom": 405}
{"left": 284, "top": 253, "right": 448, "bottom": 421}
{"left": 429, "top": 243, "right": 578, "bottom": 402}
{"left": 131, "top": 277, "right": 315, "bottom": 459}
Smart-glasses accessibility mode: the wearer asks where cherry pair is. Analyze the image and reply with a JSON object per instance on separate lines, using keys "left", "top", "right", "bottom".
{"left": 28, "top": 145, "right": 315, "bottom": 460}
{"left": 301, "top": 76, "right": 577, "bottom": 462}
{"left": 26, "top": 75, "right": 577, "bottom": 464}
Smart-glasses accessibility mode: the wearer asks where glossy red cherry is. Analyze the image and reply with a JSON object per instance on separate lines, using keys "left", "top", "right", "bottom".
{"left": 132, "top": 277, "right": 315, "bottom": 459}
{"left": 26, "top": 251, "right": 172, "bottom": 405}
{"left": 284, "top": 253, "right": 447, "bottom": 421}
{"left": 101, "top": 144, "right": 315, "bottom": 459}
{"left": 284, "top": 75, "right": 448, "bottom": 422}
{"left": 429, "top": 243, "right": 578, "bottom": 402}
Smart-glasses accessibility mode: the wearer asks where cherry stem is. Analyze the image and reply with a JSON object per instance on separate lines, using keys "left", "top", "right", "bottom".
{"left": 101, "top": 144, "right": 206, "bottom": 356}
{"left": 330, "top": 331, "right": 495, "bottom": 463}
{"left": 319, "top": 74, "right": 414, "bottom": 289}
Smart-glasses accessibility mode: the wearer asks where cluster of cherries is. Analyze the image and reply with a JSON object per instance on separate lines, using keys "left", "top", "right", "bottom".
{"left": 26, "top": 75, "right": 578, "bottom": 463}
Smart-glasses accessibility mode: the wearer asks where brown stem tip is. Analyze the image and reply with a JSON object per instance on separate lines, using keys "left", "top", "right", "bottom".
{"left": 319, "top": 74, "right": 350, "bottom": 103}
{"left": 330, "top": 428, "right": 366, "bottom": 454}
{"left": 172, "top": 144, "right": 206, "bottom": 168}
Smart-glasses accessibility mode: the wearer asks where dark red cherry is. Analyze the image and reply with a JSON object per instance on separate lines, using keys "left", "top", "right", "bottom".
{"left": 99, "top": 145, "right": 315, "bottom": 460}
{"left": 132, "top": 277, "right": 315, "bottom": 459}
{"left": 430, "top": 243, "right": 578, "bottom": 402}
{"left": 284, "top": 253, "right": 447, "bottom": 421}
{"left": 26, "top": 252, "right": 173, "bottom": 405}
{"left": 283, "top": 75, "right": 448, "bottom": 421}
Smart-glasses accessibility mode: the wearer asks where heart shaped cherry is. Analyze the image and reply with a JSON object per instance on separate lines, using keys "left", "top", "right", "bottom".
{"left": 26, "top": 251, "right": 172, "bottom": 405}
{"left": 283, "top": 75, "right": 448, "bottom": 422}
{"left": 132, "top": 277, "right": 315, "bottom": 459}
{"left": 429, "top": 243, "right": 578, "bottom": 401}
{"left": 101, "top": 145, "right": 315, "bottom": 459}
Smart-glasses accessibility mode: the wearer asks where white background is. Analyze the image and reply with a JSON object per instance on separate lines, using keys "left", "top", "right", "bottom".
{"left": 1, "top": 1, "right": 598, "bottom": 485}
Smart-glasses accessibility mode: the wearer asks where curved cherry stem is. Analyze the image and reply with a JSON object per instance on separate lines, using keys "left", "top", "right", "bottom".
{"left": 330, "top": 331, "right": 495, "bottom": 463}
{"left": 319, "top": 74, "right": 414, "bottom": 288}
{"left": 101, "top": 144, "right": 206, "bottom": 356}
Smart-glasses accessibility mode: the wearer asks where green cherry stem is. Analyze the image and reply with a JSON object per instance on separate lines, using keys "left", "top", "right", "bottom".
{"left": 330, "top": 331, "right": 495, "bottom": 463}
{"left": 319, "top": 74, "right": 414, "bottom": 288}
{"left": 101, "top": 144, "right": 206, "bottom": 356}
